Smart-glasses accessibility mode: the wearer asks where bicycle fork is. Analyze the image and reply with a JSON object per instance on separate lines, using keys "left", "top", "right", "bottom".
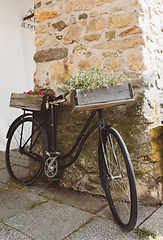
{"left": 98, "top": 110, "right": 122, "bottom": 181}
{"left": 98, "top": 109, "right": 113, "bottom": 179}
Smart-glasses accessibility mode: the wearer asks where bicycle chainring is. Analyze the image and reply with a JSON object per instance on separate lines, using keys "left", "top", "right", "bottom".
{"left": 44, "top": 157, "right": 58, "bottom": 178}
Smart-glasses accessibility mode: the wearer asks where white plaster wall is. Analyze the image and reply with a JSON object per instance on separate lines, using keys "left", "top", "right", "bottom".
{"left": 0, "top": 0, "right": 35, "bottom": 150}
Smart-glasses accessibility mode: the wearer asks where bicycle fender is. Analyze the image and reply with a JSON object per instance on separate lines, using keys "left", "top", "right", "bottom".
{"left": 6, "top": 113, "right": 32, "bottom": 138}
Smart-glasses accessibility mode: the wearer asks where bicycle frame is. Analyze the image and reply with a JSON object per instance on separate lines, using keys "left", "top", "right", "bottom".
{"left": 48, "top": 105, "right": 106, "bottom": 169}
{"left": 14, "top": 105, "right": 107, "bottom": 169}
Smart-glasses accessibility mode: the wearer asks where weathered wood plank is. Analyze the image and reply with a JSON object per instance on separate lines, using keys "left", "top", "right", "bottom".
{"left": 74, "top": 98, "right": 135, "bottom": 111}
{"left": 10, "top": 93, "right": 44, "bottom": 111}
{"left": 72, "top": 83, "right": 134, "bottom": 111}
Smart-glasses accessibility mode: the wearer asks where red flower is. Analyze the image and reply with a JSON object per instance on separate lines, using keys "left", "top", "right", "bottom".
{"left": 23, "top": 90, "right": 44, "bottom": 96}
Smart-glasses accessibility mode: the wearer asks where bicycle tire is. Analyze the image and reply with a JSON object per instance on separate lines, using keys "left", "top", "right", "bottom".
{"left": 98, "top": 126, "right": 138, "bottom": 231}
{"left": 6, "top": 117, "right": 48, "bottom": 185}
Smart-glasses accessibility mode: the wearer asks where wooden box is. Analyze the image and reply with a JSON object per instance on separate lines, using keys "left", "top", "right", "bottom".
{"left": 71, "top": 83, "right": 134, "bottom": 111}
{"left": 10, "top": 93, "right": 44, "bottom": 111}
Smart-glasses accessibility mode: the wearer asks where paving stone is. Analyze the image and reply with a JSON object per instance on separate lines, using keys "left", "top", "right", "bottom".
{"left": 139, "top": 205, "right": 163, "bottom": 235}
{"left": 65, "top": 217, "right": 139, "bottom": 240}
{"left": 136, "top": 204, "right": 162, "bottom": 227}
{"left": 98, "top": 204, "right": 163, "bottom": 226}
{"left": 0, "top": 168, "right": 10, "bottom": 184}
{"left": 0, "top": 188, "right": 46, "bottom": 220}
{"left": 97, "top": 205, "right": 115, "bottom": 222}
{"left": 4, "top": 201, "right": 93, "bottom": 240}
{"left": 42, "top": 187, "right": 108, "bottom": 214}
{"left": 0, "top": 182, "right": 6, "bottom": 189}
{"left": 0, "top": 223, "right": 31, "bottom": 240}
{"left": 0, "top": 151, "right": 5, "bottom": 161}
{"left": 97, "top": 202, "right": 163, "bottom": 234}
{"left": 0, "top": 159, "right": 6, "bottom": 169}
{"left": 28, "top": 181, "right": 50, "bottom": 195}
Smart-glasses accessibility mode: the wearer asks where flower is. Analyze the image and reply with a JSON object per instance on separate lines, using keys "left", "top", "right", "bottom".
{"left": 23, "top": 90, "right": 44, "bottom": 96}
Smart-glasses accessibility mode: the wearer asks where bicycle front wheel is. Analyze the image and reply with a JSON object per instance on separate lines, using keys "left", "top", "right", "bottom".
{"left": 98, "top": 126, "right": 138, "bottom": 231}
{"left": 6, "top": 117, "right": 47, "bottom": 185}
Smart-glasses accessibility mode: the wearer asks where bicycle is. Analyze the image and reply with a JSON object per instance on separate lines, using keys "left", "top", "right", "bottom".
{"left": 5, "top": 93, "right": 138, "bottom": 231}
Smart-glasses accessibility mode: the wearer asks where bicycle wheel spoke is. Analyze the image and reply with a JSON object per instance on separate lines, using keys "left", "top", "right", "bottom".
{"left": 22, "top": 124, "right": 42, "bottom": 151}
{"left": 106, "top": 135, "right": 122, "bottom": 177}
{"left": 108, "top": 136, "right": 131, "bottom": 220}
{"left": 6, "top": 117, "right": 46, "bottom": 185}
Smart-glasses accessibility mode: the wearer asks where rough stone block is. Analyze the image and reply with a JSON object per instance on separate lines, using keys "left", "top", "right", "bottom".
{"left": 35, "top": 35, "right": 47, "bottom": 47}
{"left": 74, "top": 45, "right": 88, "bottom": 51}
{"left": 34, "top": 7, "right": 61, "bottom": 22}
{"left": 67, "top": 0, "right": 94, "bottom": 11}
{"left": 50, "top": 62, "right": 74, "bottom": 84}
{"left": 94, "top": 36, "right": 145, "bottom": 50}
{"left": 86, "top": 17, "right": 106, "bottom": 33}
{"left": 106, "top": 56, "right": 120, "bottom": 70}
{"left": 96, "top": 0, "right": 117, "bottom": 5}
{"left": 127, "top": 51, "right": 146, "bottom": 71}
{"left": 52, "top": 20, "right": 67, "bottom": 31}
{"left": 108, "top": 12, "right": 139, "bottom": 29}
{"left": 67, "top": 0, "right": 116, "bottom": 12}
{"left": 78, "top": 56, "right": 102, "bottom": 70}
{"left": 35, "top": 24, "right": 46, "bottom": 34}
{"left": 63, "top": 25, "right": 82, "bottom": 44}
{"left": 84, "top": 34, "right": 101, "bottom": 41}
{"left": 119, "top": 26, "right": 142, "bottom": 37}
{"left": 34, "top": 47, "right": 68, "bottom": 63}
{"left": 105, "top": 30, "right": 116, "bottom": 40}
{"left": 79, "top": 13, "right": 88, "bottom": 20}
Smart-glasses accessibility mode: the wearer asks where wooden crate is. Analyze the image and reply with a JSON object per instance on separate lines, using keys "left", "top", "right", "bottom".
{"left": 10, "top": 93, "right": 44, "bottom": 111}
{"left": 71, "top": 83, "right": 134, "bottom": 111}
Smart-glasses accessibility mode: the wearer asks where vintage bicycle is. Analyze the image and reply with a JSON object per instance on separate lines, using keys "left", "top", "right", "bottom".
{"left": 5, "top": 87, "right": 138, "bottom": 231}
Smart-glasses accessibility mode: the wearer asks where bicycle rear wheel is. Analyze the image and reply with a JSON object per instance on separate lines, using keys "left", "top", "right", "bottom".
{"left": 98, "top": 126, "right": 138, "bottom": 231}
{"left": 6, "top": 117, "right": 47, "bottom": 185}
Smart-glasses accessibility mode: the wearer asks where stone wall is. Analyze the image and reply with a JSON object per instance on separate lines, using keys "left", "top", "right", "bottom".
{"left": 34, "top": 0, "right": 145, "bottom": 88}
{"left": 33, "top": 0, "right": 163, "bottom": 203}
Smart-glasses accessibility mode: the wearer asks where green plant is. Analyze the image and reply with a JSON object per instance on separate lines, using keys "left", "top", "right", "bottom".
{"left": 58, "top": 65, "right": 130, "bottom": 95}
{"left": 134, "top": 228, "right": 156, "bottom": 239}
{"left": 149, "top": 233, "right": 163, "bottom": 240}
{"left": 5, "top": 180, "right": 27, "bottom": 190}
{"left": 27, "top": 199, "right": 48, "bottom": 210}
